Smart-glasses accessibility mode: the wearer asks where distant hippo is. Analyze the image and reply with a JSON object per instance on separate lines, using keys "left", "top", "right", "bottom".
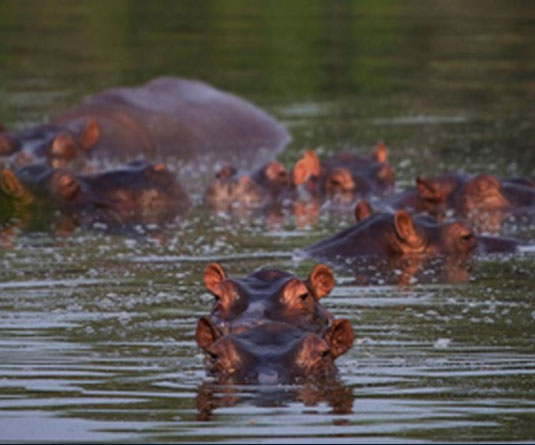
{"left": 14, "top": 161, "right": 190, "bottom": 229}
{"left": 202, "top": 262, "right": 336, "bottom": 334}
{"left": 203, "top": 160, "right": 295, "bottom": 211}
{"left": 385, "top": 172, "right": 535, "bottom": 233}
{"left": 196, "top": 317, "right": 354, "bottom": 385}
{"left": 292, "top": 141, "right": 395, "bottom": 205}
{"left": 1, "top": 76, "right": 291, "bottom": 170}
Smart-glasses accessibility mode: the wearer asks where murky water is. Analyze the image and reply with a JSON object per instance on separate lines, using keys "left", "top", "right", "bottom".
{"left": 1, "top": 1, "right": 534, "bottom": 442}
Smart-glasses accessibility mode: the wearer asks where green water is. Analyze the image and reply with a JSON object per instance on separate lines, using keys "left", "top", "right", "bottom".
{"left": 0, "top": 1, "right": 534, "bottom": 442}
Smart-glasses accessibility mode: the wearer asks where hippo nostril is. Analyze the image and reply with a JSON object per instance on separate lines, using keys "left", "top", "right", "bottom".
{"left": 299, "top": 292, "right": 309, "bottom": 301}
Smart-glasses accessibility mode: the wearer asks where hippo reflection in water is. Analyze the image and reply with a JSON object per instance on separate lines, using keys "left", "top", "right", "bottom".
{"left": 4, "top": 161, "right": 190, "bottom": 232}
{"left": 203, "top": 262, "right": 336, "bottom": 334}
{"left": 0, "top": 76, "right": 290, "bottom": 170}
{"left": 196, "top": 374, "right": 354, "bottom": 421}
{"left": 196, "top": 316, "right": 354, "bottom": 385}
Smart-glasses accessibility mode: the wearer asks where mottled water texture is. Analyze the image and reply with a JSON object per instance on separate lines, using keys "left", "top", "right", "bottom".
{"left": 0, "top": 1, "right": 534, "bottom": 442}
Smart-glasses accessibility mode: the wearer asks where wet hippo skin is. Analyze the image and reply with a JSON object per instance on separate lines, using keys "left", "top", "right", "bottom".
{"left": 196, "top": 316, "right": 354, "bottom": 385}
{"left": 1, "top": 77, "right": 291, "bottom": 170}
{"left": 202, "top": 262, "right": 336, "bottom": 334}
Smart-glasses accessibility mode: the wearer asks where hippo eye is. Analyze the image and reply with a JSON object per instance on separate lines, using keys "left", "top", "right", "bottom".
{"left": 320, "top": 349, "right": 330, "bottom": 358}
{"left": 208, "top": 351, "right": 218, "bottom": 360}
{"left": 461, "top": 233, "right": 474, "bottom": 241}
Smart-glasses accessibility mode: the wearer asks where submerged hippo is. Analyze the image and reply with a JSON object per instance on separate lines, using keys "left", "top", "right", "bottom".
{"left": 13, "top": 161, "right": 190, "bottom": 229}
{"left": 385, "top": 172, "right": 535, "bottom": 232}
{"left": 203, "top": 262, "right": 336, "bottom": 334}
{"left": 203, "top": 161, "right": 295, "bottom": 211}
{"left": 292, "top": 141, "right": 395, "bottom": 205}
{"left": 305, "top": 202, "right": 519, "bottom": 263}
{"left": 1, "top": 77, "right": 291, "bottom": 170}
{"left": 196, "top": 316, "right": 354, "bottom": 385}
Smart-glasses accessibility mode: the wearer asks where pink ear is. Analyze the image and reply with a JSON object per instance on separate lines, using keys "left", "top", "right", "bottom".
{"left": 324, "top": 318, "right": 355, "bottom": 359}
{"left": 79, "top": 119, "right": 100, "bottom": 150}
{"left": 355, "top": 200, "right": 373, "bottom": 222}
{"left": 196, "top": 316, "right": 221, "bottom": 351}
{"left": 307, "top": 264, "right": 335, "bottom": 299}
{"left": 374, "top": 140, "right": 388, "bottom": 163}
{"left": 204, "top": 262, "right": 227, "bottom": 297}
{"left": 293, "top": 150, "right": 321, "bottom": 185}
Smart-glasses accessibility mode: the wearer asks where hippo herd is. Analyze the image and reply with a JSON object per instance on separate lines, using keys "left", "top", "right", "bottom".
{"left": 1, "top": 76, "right": 534, "bottom": 386}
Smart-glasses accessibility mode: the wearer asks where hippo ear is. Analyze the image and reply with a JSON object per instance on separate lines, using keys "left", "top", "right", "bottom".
{"left": 79, "top": 119, "right": 101, "bottom": 151}
{"left": 324, "top": 318, "right": 355, "bottom": 359}
{"left": 196, "top": 316, "right": 222, "bottom": 351}
{"left": 293, "top": 150, "right": 321, "bottom": 185}
{"left": 204, "top": 262, "right": 227, "bottom": 298}
{"left": 51, "top": 171, "right": 81, "bottom": 200}
{"left": 374, "top": 140, "right": 388, "bottom": 163}
{"left": 416, "top": 177, "right": 442, "bottom": 201}
{"left": 1, "top": 169, "right": 25, "bottom": 198}
{"left": 394, "top": 210, "right": 422, "bottom": 247}
{"left": 355, "top": 200, "right": 373, "bottom": 222}
{"left": 307, "top": 264, "right": 334, "bottom": 299}
{"left": 265, "top": 161, "right": 289, "bottom": 184}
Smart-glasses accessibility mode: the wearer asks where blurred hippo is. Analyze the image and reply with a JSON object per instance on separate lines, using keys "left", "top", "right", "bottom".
{"left": 14, "top": 161, "right": 190, "bottom": 229}
{"left": 1, "top": 76, "right": 291, "bottom": 170}
{"left": 385, "top": 172, "right": 535, "bottom": 233}
{"left": 292, "top": 141, "right": 395, "bottom": 205}
{"left": 196, "top": 317, "right": 354, "bottom": 385}
{"left": 203, "top": 161, "right": 295, "bottom": 211}
{"left": 202, "top": 262, "right": 336, "bottom": 335}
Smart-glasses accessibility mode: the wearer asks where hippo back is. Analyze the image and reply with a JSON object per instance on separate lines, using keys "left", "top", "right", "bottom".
{"left": 55, "top": 76, "right": 291, "bottom": 168}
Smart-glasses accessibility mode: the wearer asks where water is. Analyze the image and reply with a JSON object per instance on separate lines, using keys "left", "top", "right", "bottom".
{"left": 1, "top": 1, "right": 535, "bottom": 442}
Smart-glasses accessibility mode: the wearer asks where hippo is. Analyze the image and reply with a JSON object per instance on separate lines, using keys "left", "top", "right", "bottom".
{"left": 385, "top": 172, "right": 535, "bottom": 233}
{"left": 14, "top": 161, "right": 190, "bottom": 230}
{"left": 196, "top": 316, "right": 354, "bottom": 385}
{"left": 203, "top": 262, "right": 336, "bottom": 334}
{"left": 303, "top": 202, "right": 520, "bottom": 284}
{"left": 292, "top": 141, "right": 395, "bottom": 205}
{"left": 203, "top": 160, "right": 295, "bottom": 211}
{"left": 0, "top": 121, "right": 100, "bottom": 170}
{"left": 1, "top": 77, "right": 291, "bottom": 170}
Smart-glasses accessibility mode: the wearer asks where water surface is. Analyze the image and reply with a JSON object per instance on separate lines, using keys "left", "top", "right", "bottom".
{"left": 0, "top": 1, "right": 534, "bottom": 442}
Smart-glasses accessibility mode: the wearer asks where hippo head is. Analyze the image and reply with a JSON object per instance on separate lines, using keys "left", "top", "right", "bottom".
{"left": 203, "top": 262, "right": 335, "bottom": 334}
{"left": 10, "top": 119, "right": 100, "bottom": 169}
{"left": 203, "top": 161, "right": 294, "bottom": 210}
{"left": 372, "top": 207, "right": 477, "bottom": 256}
{"left": 293, "top": 141, "right": 395, "bottom": 204}
{"left": 196, "top": 317, "right": 354, "bottom": 384}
